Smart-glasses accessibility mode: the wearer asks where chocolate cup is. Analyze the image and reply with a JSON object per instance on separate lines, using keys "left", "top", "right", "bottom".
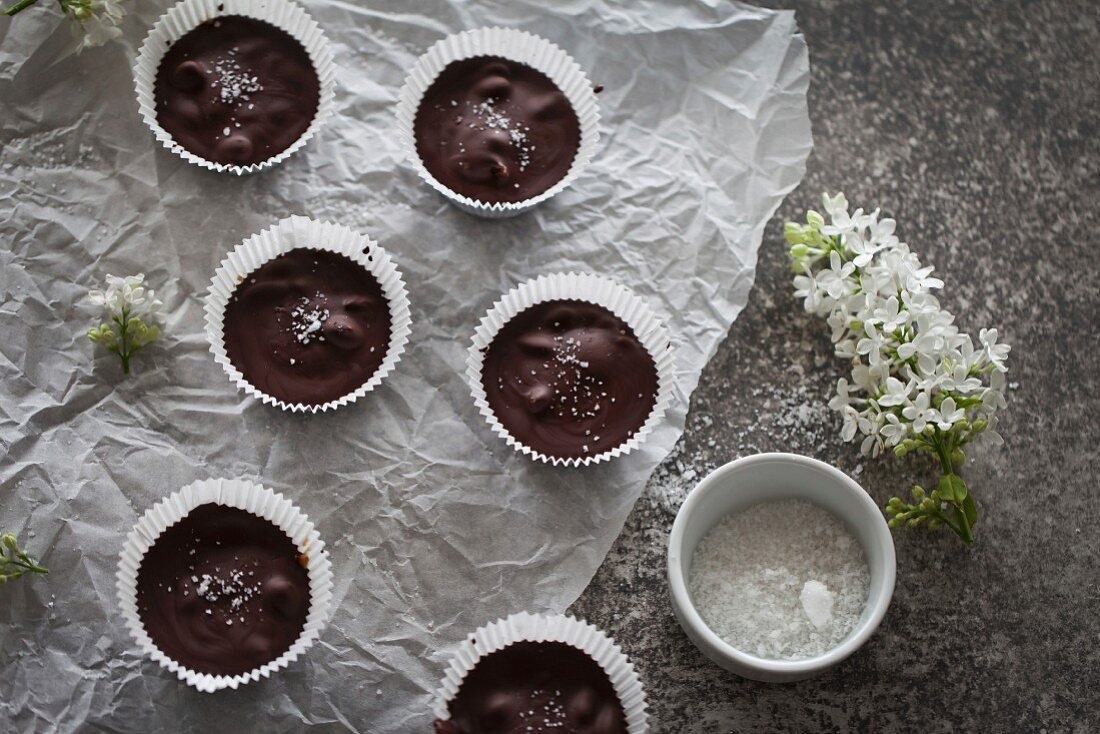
{"left": 204, "top": 215, "right": 412, "bottom": 413}
{"left": 432, "top": 612, "right": 649, "bottom": 733}
{"left": 116, "top": 478, "right": 333, "bottom": 693}
{"left": 396, "top": 27, "right": 600, "bottom": 218}
{"left": 135, "top": 0, "right": 336, "bottom": 175}
{"left": 467, "top": 272, "right": 676, "bottom": 467}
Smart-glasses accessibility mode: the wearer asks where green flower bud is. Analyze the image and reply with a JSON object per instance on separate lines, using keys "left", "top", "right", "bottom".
{"left": 888, "top": 517, "right": 901, "bottom": 528}
{"left": 2, "top": 532, "right": 17, "bottom": 552}
{"left": 971, "top": 419, "right": 988, "bottom": 433}
{"left": 90, "top": 324, "right": 117, "bottom": 347}
{"left": 789, "top": 244, "right": 811, "bottom": 258}
{"left": 951, "top": 449, "right": 966, "bottom": 467}
{"left": 906, "top": 517, "right": 923, "bottom": 528}
{"left": 912, "top": 486, "right": 926, "bottom": 501}
{"left": 783, "top": 222, "right": 807, "bottom": 245}
{"left": 927, "top": 518, "right": 942, "bottom": 531}
{"left": 806, "top": 210, "right": 825, "bottom": 229}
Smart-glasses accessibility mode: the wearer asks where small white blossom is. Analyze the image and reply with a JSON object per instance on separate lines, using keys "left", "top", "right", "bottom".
{"left": 87, "top": 273, "right": 162, "bottom": 320}
{"left": 827, "top": 377, "right": 854, "bottom": 412}
{"left": 8, "top": 0, "right": 128, "bottom": 52}
{"left": 933, "top": 397, "right": 965, "bottom": 431}
{"left": 880, "top": 413, "right": 908, "bottom": 446}
{"left": 901, "top": 392, "right": 936, "bottom": 434}
{"left": 876, "top": 376, "right": 911, "bottom": 407}
{"left": 979, "top": 328, "right": 1010, "bottom": 372}
{"left": 71, "top": 1, "right": 127, "bottom": 52}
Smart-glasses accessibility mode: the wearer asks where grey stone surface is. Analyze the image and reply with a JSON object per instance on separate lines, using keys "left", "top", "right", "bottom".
{"left": 569, "top": 1, "right": 1099, "bottom": 731}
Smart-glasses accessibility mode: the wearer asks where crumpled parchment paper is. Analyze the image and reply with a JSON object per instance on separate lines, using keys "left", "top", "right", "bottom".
{"left": 0, "top": 1, "right": 810, "bottom": 730}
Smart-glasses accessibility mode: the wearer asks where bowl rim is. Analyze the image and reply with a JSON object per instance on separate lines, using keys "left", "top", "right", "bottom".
{"left": 667, "top": 452, "right": 896, "bottom": 676}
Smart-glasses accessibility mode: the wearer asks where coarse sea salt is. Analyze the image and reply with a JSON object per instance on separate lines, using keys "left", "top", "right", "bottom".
{"left": 688, "top": 499, "right": 870, "bottom": 660}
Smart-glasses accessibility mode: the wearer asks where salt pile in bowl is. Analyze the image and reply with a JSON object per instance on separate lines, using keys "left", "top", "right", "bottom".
{"left": 688, "top": 499, "right": 870, "bottom": 660}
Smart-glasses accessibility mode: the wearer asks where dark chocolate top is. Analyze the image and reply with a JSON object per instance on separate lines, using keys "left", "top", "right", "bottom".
{"left": 414, "top": 56, "right": 581, "bottom": 203}
{"left": 136, "top": 504, "right": 310, "bottom": 677}
{"left": 223, "top": 248, "right": 392, "bottom": 406}
{"left": 433, "top": 641, "right": 627, "bottom": 734}
{"left": 481, "top": 300, "right": 659, "bottom": 459}
{"left": 154, "top": 15, "right": 320, "bottom": 166}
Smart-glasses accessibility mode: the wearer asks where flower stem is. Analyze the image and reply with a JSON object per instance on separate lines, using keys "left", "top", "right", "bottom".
{"left": 3, "top": 0, "right": 39, "bottom": 15}
{"left": 930, "top": 433, "right": 974, "bottom": 545}
{"left": 931, "top": 435, "right": 954, "bottom": 475}
{"left": 11, "top": 556, "right": 49, "bottom": 575}
{"left": 116, "top": 306, "right": 132, "bottom": 374}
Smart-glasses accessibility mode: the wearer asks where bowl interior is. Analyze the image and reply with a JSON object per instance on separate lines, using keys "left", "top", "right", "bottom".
{"left": 672, "top": 454, "right": 895, "bottom": 667}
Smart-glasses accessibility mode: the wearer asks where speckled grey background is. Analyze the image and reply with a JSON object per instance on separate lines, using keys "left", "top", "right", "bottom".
{"left": 570, "top": 1, "right": 1099, "bottom": 731}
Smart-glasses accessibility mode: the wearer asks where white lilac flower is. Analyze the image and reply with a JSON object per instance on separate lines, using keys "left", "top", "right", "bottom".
{"left": 821, "top": 192, "right": 850, "bottom": 225}
{"left": 979, "top": 328, "right": 1010, "bottom": 372}
{"left": 74, "top": 16, "right": 123, "bottom": 52}
{"left": 880, "top": 413, "right": 908, "bottom": 446}
{"left": 786, "top": 192, "right": 1010, "bottom": 457}
{"left": 6, "top": 1, "right": 127, "bottom": 52}
{"left": 86, "top": 272, "right": 163, "bottom": 374}
{"left": 934, "top": 397, "right": 965, "bottom": 431}
{"left": 793, "top": 267, "right": 822, "bottom": 313}
{"left": 876, "top": 376, "right": 911, "bottom": 407}
{"left": 88, "top": 273, "right": 162, "bottom": 318}
{"left": 901, "top": 392, "right": 936, "bottom": 434}
{"left": 868, "top": 295, "right": 909, "bottom": 333}
{"left": 839, "top": 407, "right": 862, "bottom": 442}
{"left": 787, "top": 193, "right": 1011, "bottom": 545}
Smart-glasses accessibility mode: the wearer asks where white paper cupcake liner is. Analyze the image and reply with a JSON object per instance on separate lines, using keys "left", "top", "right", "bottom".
{"left": 467, "top": 272, "right": 675, "bottom": 467}
{"left": 433, "top": 612, "right": 648, "bottom": 732}
{"left": 396, "top": 27, "right": 601, "bottom": 218}
{"left": 204, "top": 215, "right": 412, "bottom": 413}
{"left": 135, "top": 0, "right": 337, "bottom": 175}
{"left": 115, "top": 478, "right": 334, "bottom": 693}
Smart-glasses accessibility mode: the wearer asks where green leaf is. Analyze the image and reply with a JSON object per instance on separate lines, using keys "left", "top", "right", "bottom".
{"left": 952, "top": 505, "right": 974, "bottom": 545}
{"left": 939, "top": 474, "right": 967, "bottom": 503}
{"left": 961, "top": 492, "right": 977, "bottom": 527}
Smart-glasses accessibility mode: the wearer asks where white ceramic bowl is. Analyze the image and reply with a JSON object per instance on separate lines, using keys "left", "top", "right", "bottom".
{"left": 667, "top": 453, "right": 896, "bottom": 682}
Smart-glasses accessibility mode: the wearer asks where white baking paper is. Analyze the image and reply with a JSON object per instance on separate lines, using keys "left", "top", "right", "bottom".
{"left": 0, "top": 1, "right": 810, "bottom": 730}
